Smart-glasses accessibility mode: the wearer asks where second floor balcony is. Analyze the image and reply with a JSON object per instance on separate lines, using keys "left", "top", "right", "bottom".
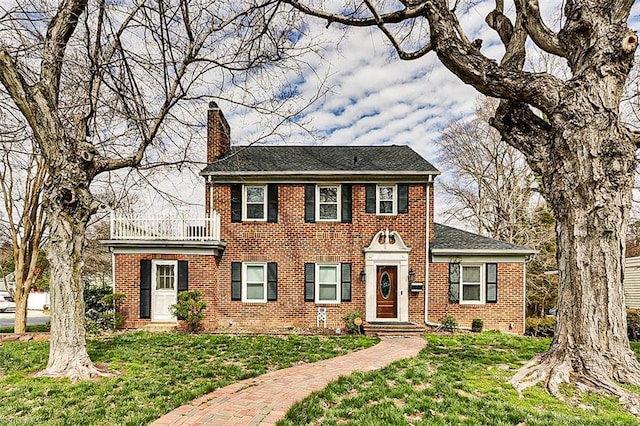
{"left": 109, "top": 212, "right": 222, "bottom": 242}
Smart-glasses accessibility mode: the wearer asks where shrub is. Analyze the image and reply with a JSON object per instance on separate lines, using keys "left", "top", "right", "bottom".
{"left": 627, "top": 310, "right": 640, "bottom": 341}
{"left": 525, "top": 316, "right": 556, "bottom": 337}
{"left": 84, "top": 286, "right": 126, "bottom": 334}
{"left": 342, "top": 311, "right": 364, "bottom": 334}
{"left": 170, "top": 290, "right": 207, "bottom": 333}
{"left": 471, "top": 318, "right": 483, "bottom": 333}
{"left": 439, "top": 314, "right": 458, "bottom": 332}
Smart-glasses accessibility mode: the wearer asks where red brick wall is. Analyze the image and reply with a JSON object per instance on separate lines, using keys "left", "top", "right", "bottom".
{"left": 428, "top": 262, "right": 525, "bottom": 334}
{"left": 114, "top": 253, "right": 220, "bottom": 330}
{"left": 213, "top": 182, "right": 430, "bottom": 330}
{"left": 207, "top": 104, "right": 230, "bottom": 163}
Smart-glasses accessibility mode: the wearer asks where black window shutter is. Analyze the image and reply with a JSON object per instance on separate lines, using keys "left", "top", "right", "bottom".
{"left": 267, "top": 184, "right": 278, "bottom": 223}
{"left": 231, "top": 262, "right": 242, "bottom": 301}
{"left": 486, "top": 263, "right": 498, "bottom": 303}
{"left": 398, "top": 184, "right": 409, "bottom": 213}
{"left": 304, "top": 263, "right": 315, "bottom": 301}
{"left": 341, "top": 184, "right": 352, "bottom": 223}
{"left": 231, "top": 184, "right": 242, "bottom": 223}
{"left": 140, "top": 259, "right": 151, "bottom": 319}
{"left": 365, "top": 184, "right": 376, "bottom": 213}
{"left": 178, "top": 261, "right": 188, "bottom": 292}
{"left": 267, "top": 262, "right": 278, "bottom": 301}
{"left": 305, "top": 184, "right": 315, "bottom": 223}
{"left": 448, "top": 263, "right": 460, "bottom": 303}
{"left": 341, "top": 263, "right": 352, "bottom": 302}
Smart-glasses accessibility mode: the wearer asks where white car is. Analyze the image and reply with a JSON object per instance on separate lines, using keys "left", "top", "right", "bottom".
{"left": 0, "top": 292, "right": 16, "bottom": 313}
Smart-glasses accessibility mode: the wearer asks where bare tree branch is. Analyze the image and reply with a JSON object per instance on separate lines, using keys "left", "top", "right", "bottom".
{"left": 514, "top": 0, "right": 566, "bottom": 57}
{"left": 40, "top": 0, "right": 89, "bottom": 105}
{"left": 281, "top": 0, "right": 428, "bottom": 27}
{"left": 423, "top": 0, "right": 563, "bottom": 113}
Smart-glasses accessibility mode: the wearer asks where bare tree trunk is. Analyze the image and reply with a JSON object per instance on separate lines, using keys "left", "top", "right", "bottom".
{"left": 511, "top": 112, "right": 640, "bottom": 413}
{"left": 35, "top": 173, "right": 116, "bottom": 381}
{"left": 13, "top": 284, "right": 29, "bottom": 333}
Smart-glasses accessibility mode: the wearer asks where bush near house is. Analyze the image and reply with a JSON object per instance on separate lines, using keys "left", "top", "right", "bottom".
{"left": 170, "top": 290, "right": 207, "bottom": 332}
{"left": 342, "top": 311, "right": 364, "bottom": 334}
{"left": 439, "top": 314, "right": 458, "bottom": 332}
{"left": 471, "top": 318, "right": 484, "bottom": 333}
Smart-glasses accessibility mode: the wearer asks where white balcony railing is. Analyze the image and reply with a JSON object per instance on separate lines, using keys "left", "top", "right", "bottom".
{"left": 110, "top": 212, "right": 221, "bottom": 241}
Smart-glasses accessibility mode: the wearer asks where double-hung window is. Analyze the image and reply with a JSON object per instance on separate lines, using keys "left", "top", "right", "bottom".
{"left": 377, "top": 185, "right": 397, "bottom": 215}
{"left": 317, "top": 185, "right": 341, "bottom": 221}
{"left": 316, "top": 264, "right": 340, "bottom": 303}
{"left": 460, "top": 265, "right": 483, "bottom": 304}
{"left": 366, "top": 184, "right": 408, "bottom": 215}
{"left": 243, "top": 263, "right": 267, "bottom": 302}
{"left": 243, "top": 185, "right": 266, "bottom": 221}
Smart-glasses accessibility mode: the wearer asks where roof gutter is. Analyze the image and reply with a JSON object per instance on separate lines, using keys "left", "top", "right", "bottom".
{"left": 431, "top": 248, "right": 538, "bottom": 256}
{"left": 200, "top": 170, "right": 441, "bottom": 179}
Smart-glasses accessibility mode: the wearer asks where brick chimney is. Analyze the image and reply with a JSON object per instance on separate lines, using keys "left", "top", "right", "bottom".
{"left": 207, "top": 101, "right": 231, "bottom": 163}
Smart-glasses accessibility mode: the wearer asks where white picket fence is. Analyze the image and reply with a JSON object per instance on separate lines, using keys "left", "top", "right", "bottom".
{"left": 110, "top": 212, "right": 221, "bottom": 241}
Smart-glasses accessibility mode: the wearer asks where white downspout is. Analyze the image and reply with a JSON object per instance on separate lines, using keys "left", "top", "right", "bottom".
{"left": 424, "top": 178, "right": 430, "bottom": 325}
{"left": 522, "top": 259, "right": 527, "bottom": 333}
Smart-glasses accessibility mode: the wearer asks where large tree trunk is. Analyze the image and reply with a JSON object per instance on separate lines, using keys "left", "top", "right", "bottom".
{"left": 510, "top": 98, "right": 640, "bottom": 412}
{"left": 35, "top": 170, "right": 116, "bottom": 381}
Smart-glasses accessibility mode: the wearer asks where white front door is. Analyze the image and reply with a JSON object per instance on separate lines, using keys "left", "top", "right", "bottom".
{"left": 151, "top": 260, "right": 178, "bottom": 321}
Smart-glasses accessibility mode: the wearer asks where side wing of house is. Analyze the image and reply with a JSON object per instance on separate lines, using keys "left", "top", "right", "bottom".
{"left": 429, "top": 223, "right": 535, "bottom": 334}
{"left": 105, "top": 219, "right": 225, "bottom": 329}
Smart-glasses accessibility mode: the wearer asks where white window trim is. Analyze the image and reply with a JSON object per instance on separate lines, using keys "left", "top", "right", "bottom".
{"left": 316, "top": 184, "right": 341, "bottom": 222}
{"left": 376, "top": 184, "right": 397, "bottom": 216}
{"left": 152, "top": 260, "right": 177, "bottom": 291}
{"left": 242, "top": 262, "right": 267, "bottom": 303}
{"left": 315, "top": 263, "right": 341, "bottom": 304}
{"left": 460, "top": 264, "right": 485, "bottom": 305}
{"left": 242, "top": 184, "right": 267, "bottom": 221}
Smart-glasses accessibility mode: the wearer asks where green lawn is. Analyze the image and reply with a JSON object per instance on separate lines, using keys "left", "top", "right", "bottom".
{"left": 0, "top": 324, "right": 50, "bottom": 333}
{"left": 279, "top": 333, "right": 640, "bottom": 426}
{"left": 0, "top": 331, "right": 377, "bottom": 425}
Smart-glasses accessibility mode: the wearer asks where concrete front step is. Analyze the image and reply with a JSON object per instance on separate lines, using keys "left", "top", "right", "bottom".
{"left": 363, "top": 322, "right": 425, "bottom": 337}
{"left": 143, "top": 322, "right": 178, "bottom": 332}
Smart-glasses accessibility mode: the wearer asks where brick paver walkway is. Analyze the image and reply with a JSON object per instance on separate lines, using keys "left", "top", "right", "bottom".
{"left": 151, "top": 336, "right": 426, "bottom": 426}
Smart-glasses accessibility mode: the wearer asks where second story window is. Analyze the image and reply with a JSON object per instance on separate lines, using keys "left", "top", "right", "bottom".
{"left": 317, "top": 185, "right": 341, "bottom": 221}
{"left": 231, "top": 183, "right": 277, "bottom": 223}
{"left": 377, "top": 185, "right": 396, "bottom": 215}
{"left": 243, "top": 185, "right": 266, "bottom": 221}
{"left": 366, "top": 183, "right": 409, "bottom": 215}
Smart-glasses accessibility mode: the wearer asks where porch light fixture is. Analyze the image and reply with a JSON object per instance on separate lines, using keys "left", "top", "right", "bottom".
{"left": 408, "top": 269, "right": 415, "bottom": 284}
{"left": 360, "top": 269, "right": 366, "bottom": 283}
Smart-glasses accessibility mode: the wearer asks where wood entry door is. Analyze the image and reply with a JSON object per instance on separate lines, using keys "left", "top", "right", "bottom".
{"left": 376, "top": 266, "right": 397, "bottom": 319}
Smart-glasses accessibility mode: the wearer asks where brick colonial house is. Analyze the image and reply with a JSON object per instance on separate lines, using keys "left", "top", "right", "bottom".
{"left": 105, "top": 103, "right": 534, "bottom": 334}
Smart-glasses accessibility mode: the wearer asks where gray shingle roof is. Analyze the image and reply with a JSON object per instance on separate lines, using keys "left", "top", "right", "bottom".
{"left": 201, "top": 145, "right": 439, "bottom": 177}
{"left": 431, "top": 223, "right": 535, "bottom": 254}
